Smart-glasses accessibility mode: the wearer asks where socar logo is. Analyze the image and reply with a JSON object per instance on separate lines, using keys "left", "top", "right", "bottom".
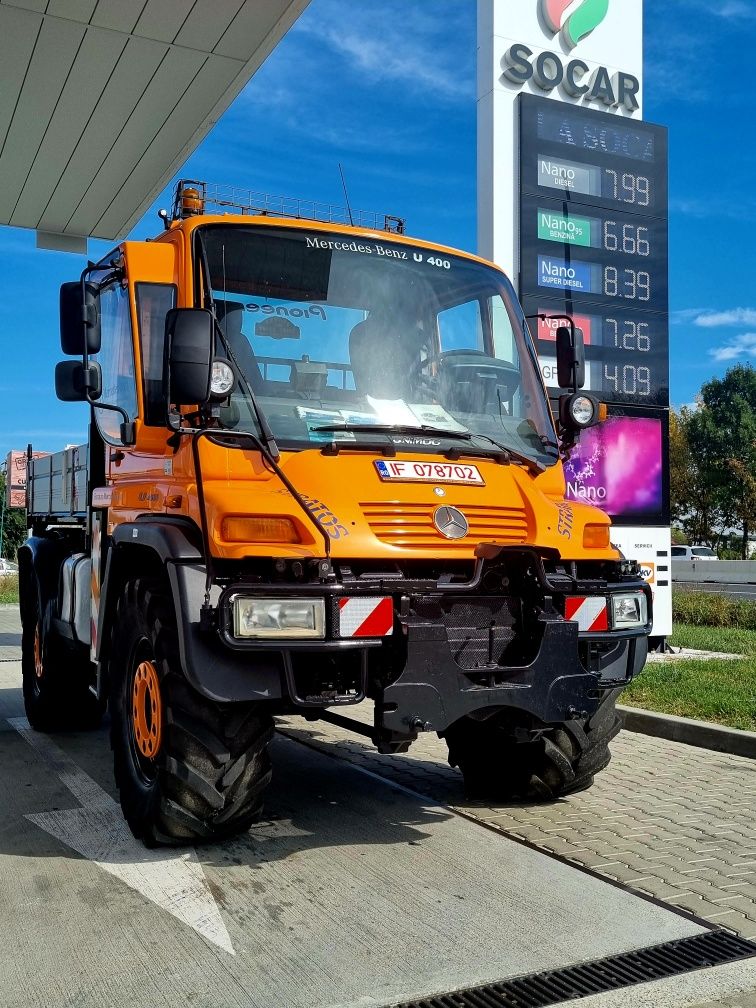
{"left": 540, "top": 0, "right": 609, "bottom": 50}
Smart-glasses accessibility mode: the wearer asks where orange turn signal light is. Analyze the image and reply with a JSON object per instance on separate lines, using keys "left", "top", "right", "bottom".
{"left": 221, "top": 516, "right": 300, "bottom": 544}
{"left": 597, "top": 402, "right": 608, "bottom": 422}
{"left": 583, "top": 523, "right": 610, "bottom": 549}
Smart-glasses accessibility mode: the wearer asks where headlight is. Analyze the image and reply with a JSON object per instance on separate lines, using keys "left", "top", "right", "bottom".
{"left": 233, "top": 597, "right": 325, "bottom": 639}
{"left": 611, "top": 592, "right": 647, "bottom": 628}
{"left": 569, "top": 394, "right": 596, "bottom": 426}
{"left": 210, "top": 359, "right": 235, "bottom": 398}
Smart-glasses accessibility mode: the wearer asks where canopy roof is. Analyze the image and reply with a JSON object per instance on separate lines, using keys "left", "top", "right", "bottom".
{"left": 0, "top": 0, "right": 308, "bottom": 252}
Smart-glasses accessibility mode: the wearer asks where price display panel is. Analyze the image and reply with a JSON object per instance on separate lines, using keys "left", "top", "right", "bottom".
{"left": 520, "top": 95, "right": 668, "bottom": 215}
{"left": 521, "top": 294, "right": 669, "bottom": 408}
{"left": 518, "top": 94, "right": 668, "bottom": 409}
{"left": 519, "top": 196, "right": 668, "bottom": 313}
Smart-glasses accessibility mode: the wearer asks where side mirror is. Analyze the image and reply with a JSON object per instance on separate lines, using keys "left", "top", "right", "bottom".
{"left": 60, "top": 281, "right": 101, "bottom": 355}
{"left": 55, "top": 360, "right": 102, "bottom": 402}
{"left": 555, "top": 325, "right": 585, "bottom": 390}
{"left": 165, "top": 308, "right": 213, "bottom": 405}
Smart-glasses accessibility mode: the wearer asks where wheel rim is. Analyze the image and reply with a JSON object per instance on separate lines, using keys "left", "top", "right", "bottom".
{"left": 33, "top": 624, "right": 43, "bottom": 679}
{"left": 131, "top": 659, "right": 163, "bottom": 764}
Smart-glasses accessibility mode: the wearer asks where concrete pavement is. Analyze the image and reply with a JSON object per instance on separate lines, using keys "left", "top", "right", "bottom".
{"left": 2, "top": 603, "right": 755, "bottom": 1007}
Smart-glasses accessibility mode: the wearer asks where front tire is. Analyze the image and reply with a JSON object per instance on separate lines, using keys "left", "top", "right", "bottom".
{"left": 109, "top": 578, "right": 274, "bottom": 846}
{"left": 444, "top": 690, "right": 622, "bottom": 801}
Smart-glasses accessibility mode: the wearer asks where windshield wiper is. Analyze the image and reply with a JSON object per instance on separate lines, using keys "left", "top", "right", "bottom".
{"left": 470, "top": 433, "right": 546, "bottom": 476}
{"left": 313, "top": 424, "right": 550, "bottom": 474}
{"left": 313, "top": 423, "right": 472, "bottom": 440}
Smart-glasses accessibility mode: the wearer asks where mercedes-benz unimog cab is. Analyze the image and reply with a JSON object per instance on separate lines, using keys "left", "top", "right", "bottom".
{"left": 20, "top": 181, "right": 651, "bottom": 846}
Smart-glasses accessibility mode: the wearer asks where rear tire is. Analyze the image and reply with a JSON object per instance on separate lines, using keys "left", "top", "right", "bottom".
{"left": 109, "top": 577, "right": 274, "bottom": 846}
{"left": 444, "top": 690, "right": 622, "bottom": 801}
{"left": 21, "top": 577, "right": 103, "bottom": 731}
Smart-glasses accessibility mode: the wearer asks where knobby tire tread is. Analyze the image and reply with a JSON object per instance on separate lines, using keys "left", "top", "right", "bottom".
{"left": 110, "top": 577, "right": 274, "bottom": 846}
{"left": 445, "top": 688, "right": 623, "bottom": 801}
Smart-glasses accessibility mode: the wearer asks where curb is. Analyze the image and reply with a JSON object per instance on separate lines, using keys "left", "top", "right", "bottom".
{"left": 618, "top": 705, "right": 756, "bottom": 760}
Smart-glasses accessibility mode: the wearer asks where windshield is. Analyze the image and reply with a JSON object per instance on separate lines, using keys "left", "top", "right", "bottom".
{"left": 198, "top": 225, "right": 557, "bottom": 467}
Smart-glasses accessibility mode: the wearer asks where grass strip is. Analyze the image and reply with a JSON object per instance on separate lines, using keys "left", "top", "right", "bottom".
{"left": 623, "top": 656, "right": 755, "bottom": 732}
{"left": 673, "top": 589, "right": 756, "bottom": 630}
{"left": 669, "top": 622, "right": 756, "bottom": 656}
{"left": 0, "top": 575, "right": 18, "bottom": 605}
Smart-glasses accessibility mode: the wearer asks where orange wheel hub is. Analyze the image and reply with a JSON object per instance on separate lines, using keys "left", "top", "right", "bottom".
{"left": 33, "top": 625, "right": 43, "bottom": 679}
{"left": 132, "top": 660, "right": 163, "bottom": 759}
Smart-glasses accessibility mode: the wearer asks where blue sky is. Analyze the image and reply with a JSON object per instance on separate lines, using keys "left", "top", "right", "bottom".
{"left": 0, "top": 0, "right": 754, "bottom": 459}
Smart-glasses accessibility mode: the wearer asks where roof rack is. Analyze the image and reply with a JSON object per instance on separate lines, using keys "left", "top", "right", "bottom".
{"left": 170, "top": 179, "right": 405, "bottom": 234}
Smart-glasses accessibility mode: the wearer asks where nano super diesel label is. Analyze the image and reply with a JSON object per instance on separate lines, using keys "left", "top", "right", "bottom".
{"left": 538, "top": 255, "right": 601, "bottom": 293}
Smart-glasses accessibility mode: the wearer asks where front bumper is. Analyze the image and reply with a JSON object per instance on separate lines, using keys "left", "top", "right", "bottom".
{"left": 170, "top": 547, "right": 651, "bottom": 729}
{"left": 377, "top": 596, "right": 648, "bottom": 740}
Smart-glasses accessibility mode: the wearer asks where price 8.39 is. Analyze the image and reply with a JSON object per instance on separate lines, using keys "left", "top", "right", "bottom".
{"left": 604, "top": 266, "right": 650, "bottom": 301}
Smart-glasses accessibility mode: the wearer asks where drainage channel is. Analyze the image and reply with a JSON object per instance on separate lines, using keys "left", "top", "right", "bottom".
{"left": 392, "top": 931, "right": 756, "bottom": 1008}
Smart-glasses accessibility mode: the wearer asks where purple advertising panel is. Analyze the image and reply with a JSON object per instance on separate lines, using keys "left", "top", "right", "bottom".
{"left": 562, "top": 408, "right": 669, "bottom": 525}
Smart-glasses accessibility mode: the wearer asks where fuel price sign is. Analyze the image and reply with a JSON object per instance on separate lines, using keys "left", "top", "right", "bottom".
{"left": 517, "top": 94, "right": 668, "bottom": 409}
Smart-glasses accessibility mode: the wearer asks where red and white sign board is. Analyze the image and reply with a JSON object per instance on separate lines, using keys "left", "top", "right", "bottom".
{"left": 565, "top": 596, "right": 608, "bottom": 632}
{"left": 5, "top": 450, "right": 49, "bottom": 509}
{"left": 338, "top": 597, "right": 393, "bottom": 638}
{"left": 537, "top": 311, "right": 594, "bottom": 345}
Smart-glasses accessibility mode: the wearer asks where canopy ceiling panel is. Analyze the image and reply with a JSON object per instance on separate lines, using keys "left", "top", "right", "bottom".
{"left": 0, "top": 0, "right": 309, "bottom": 251}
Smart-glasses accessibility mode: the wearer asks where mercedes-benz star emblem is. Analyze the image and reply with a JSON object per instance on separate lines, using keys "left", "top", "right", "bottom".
{"left": 433, "top": 506, "right": 469, "bottom": 540}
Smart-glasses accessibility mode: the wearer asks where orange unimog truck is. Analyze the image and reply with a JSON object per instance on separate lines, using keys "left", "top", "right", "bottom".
{"left": 20, "top": 181, "right": 651, "bottom": 847}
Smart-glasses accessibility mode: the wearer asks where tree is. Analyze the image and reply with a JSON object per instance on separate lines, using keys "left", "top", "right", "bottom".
{"left": 686, "top": 364, "right": 756, "bottom": 559}
{"left": 0, "top": 471, "right": 28, "bottom": 560}
{"left": 669, "top": 407, "right": 727, "bottom": 547}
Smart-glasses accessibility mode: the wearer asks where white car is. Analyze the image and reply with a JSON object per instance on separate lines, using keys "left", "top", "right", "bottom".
{"left": 671, "top": 545, "right": 718, "bottom": 561}
{"left": 0, "top": 559, "right": 18, "bottom": 573}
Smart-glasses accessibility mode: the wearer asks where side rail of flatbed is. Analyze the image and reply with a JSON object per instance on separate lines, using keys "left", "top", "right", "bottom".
{"left": 27, "top": 444, "right": 88, "bottom": 522}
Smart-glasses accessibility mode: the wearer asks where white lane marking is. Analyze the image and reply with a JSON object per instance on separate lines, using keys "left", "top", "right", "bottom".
{"left": 9, "top": 717, "right": 234, "bottom": 955}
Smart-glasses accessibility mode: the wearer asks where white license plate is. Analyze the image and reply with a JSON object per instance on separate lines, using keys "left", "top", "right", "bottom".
{"left": 374, "top": 459, "right": 485, "bottom": 485}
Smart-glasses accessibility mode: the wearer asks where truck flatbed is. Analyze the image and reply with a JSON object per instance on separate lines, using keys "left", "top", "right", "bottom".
{"left": 27, "top": 444, "right": 87, "bottom": 521}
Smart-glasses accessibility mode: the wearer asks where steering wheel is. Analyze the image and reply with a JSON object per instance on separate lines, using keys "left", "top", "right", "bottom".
{"left": 436, "top": 350, "right": 521, "bottom": 412}
{"left": 406, "top": 352, "right": 440, "bottom": 398}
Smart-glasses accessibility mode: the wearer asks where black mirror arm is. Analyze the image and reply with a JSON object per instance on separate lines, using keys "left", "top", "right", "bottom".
{"left": 526, "top": 312, "right": 580, "bottom": 393}
{"left": 211, "top": 316, "right": 280, "bottom": 462}
{"left": 77, "top": 261, "right": 134, "bottom": 444}
{"left": 194, "top": 229, "right": 280, "bottom": 461}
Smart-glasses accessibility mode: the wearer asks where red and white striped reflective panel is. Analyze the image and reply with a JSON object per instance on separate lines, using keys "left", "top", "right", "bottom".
{"left": 565, "top": 596, "right": 608, "bottom": 632}
{"left": 338, "top": 597, "right": 394, "bottom": 638}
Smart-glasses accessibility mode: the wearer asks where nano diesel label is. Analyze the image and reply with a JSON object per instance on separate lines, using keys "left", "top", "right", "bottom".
{"left": 538, "top": 156, "right": 599, "bottom": 196}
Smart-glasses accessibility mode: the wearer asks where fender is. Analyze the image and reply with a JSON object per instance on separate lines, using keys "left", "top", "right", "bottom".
{"left": 17, "top": 536, "right": 69, "bottom": 625}
{"left": 100, "top": 517, "right": 283, "bottom": 703}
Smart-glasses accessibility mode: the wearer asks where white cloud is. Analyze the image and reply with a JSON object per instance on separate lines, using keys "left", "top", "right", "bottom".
{"left": 293, "top": 0, "right": 473, "bottom": 101}
{"left": 718, "top": 1, "right": 756, "bottom": 19}
{"left": 670, "top": 308, "right": 705, "bottom": 325}
{"left": 695, "top": 309, "right": 756, "bottom": 328}
{"left": 709, "top": 333, "right": 756, "bottom": 362}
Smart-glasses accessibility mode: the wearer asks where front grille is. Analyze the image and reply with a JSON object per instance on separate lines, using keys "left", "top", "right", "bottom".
{"left": 362, "top": 502, "right": 529, "bottom": 548}
{"left": 392, "top": 931, "right": 756, "bottom": 1008}
{"left": 411, "top": 596, "right": 519, "bottom": 669}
